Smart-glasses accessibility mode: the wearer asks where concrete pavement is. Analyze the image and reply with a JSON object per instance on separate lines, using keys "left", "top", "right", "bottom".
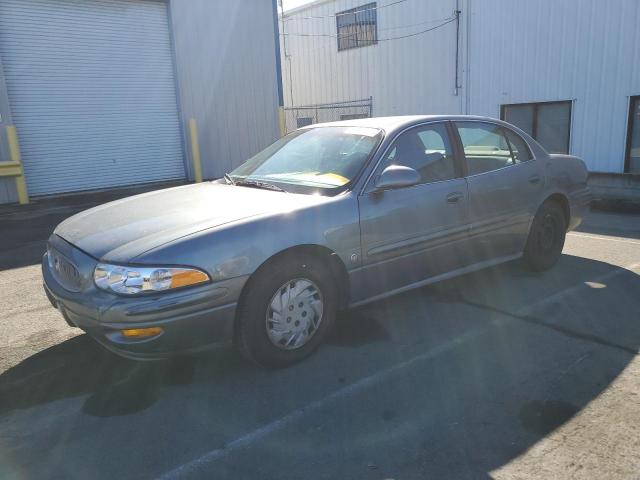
{"left": 0, "top": 207, "right": 639, "bottom": 479}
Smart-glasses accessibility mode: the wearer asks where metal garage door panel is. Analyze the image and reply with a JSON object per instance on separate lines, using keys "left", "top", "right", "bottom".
{"left": 0, "top": 0, "right": 185, "bottom": 196}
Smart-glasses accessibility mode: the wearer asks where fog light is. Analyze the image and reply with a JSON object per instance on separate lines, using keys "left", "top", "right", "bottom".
{"left": 121, "top": 327, "right": 163, "bottom": 339}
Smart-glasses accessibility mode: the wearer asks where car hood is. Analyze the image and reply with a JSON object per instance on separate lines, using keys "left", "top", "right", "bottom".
{"left": 54, "top": 182, "right": 324, "bottom": 262}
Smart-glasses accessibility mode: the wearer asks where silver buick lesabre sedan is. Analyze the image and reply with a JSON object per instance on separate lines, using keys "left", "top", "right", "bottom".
{"left": 43, "top": 116, "right": 590, "bottom": 368}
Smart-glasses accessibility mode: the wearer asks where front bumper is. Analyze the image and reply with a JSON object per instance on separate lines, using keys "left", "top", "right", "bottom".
{"left": 42, "top": 237, "right": 246, "bottom": 360}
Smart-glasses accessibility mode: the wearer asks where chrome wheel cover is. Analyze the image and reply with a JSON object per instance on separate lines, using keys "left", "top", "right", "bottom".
{"left": 265, "top": 278, "right": 324, "bottom": 350}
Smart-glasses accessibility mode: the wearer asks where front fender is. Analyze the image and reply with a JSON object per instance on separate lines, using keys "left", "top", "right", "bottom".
{"left": 132, "top": 193, "right": 362, "bottom": 285}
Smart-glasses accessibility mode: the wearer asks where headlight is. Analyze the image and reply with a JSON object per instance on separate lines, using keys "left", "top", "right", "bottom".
{"left": 94, "top": 263, "right": 209, "bottom": 295}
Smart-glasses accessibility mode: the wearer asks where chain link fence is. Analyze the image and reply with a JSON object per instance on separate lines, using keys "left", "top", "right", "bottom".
{"left": 283, "top": 97, "right": 373, "bottom": 134}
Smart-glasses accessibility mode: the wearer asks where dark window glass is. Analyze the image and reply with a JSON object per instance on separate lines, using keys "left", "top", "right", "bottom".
{"left": 504, "top": 129, "right": 533, "bottom": 162}
{"left": 503, "top": 104, "right": 534, "bottom": 138}
{"left": 340, "top": 113, "right": 369, "bottom": 120}
{"left": 336, "top": 2, "right": 377, "bottom": 51}
{"left": 381, "top": 123, "right": 456, "bottom": 184}
{"left": 501, "top": 101, "right": 572, "bottom": 154}
{"left": 537, "top": 103, "right": 571, "bottom": 154}
{"left": 296, "top": 117, "right": 313, "bottom": 128}
{"left": 456, "top": 122, "right": 514, "bottom": 175}
{"left": 626, "top": 96, "right": 640, "bottom": 173}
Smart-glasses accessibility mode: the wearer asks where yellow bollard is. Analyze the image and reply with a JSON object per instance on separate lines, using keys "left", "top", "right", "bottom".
{"left": 188, "top": 119, "right": 203, "bottom": 183}
{"left": 5, "top": 125, "right": 29, "bottom": 204}
{"left": 278, "top": 106, "right": 286, "bottom": 137}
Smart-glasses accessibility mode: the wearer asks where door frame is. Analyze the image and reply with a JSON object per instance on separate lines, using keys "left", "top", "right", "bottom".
{"left": 624, "top": 95, "right": 639, "bottom": 174}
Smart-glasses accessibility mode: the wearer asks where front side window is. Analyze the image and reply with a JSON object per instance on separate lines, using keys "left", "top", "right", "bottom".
{"left": 456, "top": 122, "right": 514, "bottom": 175}
{"left": 230, "top": 126, "right": 383, "bottom": 193}
{"left": 625, "top": 96, "right": 640, "bottom": 173}
{"left": 379, "top": 123, "right": 457, "bottom": 184}
{"left": 336, "top": 2, "right": 377, "bottom": 51}
{"left": 501, "top": 101, "right": 572, "bottom": 154}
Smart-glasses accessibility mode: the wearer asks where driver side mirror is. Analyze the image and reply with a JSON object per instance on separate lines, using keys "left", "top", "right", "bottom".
{"left": 374, "top": 165, "right": 421, "bottom": 191}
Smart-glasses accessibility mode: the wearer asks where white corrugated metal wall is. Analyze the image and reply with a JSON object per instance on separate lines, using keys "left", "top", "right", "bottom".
{"left": 170, "top": 0, "right": 281, "bottom": 180}
{"left": 0, "top": 0, "right": 185, "bottom": 196}
{"left": 467, "top": 0, "right": 640, "bottom": 173}
{"left": 281, "top": 0, "right": 640, "bottom": 174}
{"left": 281, "top": 0, "right": 461, "bottom": 115}
{"left": 0, "top": 0, "right": 282, "bottom": 203}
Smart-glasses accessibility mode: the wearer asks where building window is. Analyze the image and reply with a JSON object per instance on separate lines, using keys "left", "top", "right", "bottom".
{"left": 296, "top": 117, "right": 313, "bottom": 128}
{"left": 336, "top": 2, "right": 377, "bottom": 51}
{"left": 501, "top": 101, "right": 572, "bottom": 154}
{"left": 625, "top": 96, "right": 640, "bottom": 173}
{"left": 340, "top": 113, "right": 369, "bottom": 120}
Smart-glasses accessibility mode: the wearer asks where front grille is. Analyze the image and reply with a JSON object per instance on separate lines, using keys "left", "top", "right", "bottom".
{"left": 48, "top": 247, "right": 82, "bottom": 292}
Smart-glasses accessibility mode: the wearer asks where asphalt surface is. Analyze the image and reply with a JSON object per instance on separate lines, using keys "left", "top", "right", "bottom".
{"left": 1, "top": 197, "right": 639, "bottom": 479}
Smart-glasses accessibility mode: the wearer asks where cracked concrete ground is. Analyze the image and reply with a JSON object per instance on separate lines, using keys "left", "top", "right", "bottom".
{"left": 1, "top": 199, "right": 639, "bottom": 479}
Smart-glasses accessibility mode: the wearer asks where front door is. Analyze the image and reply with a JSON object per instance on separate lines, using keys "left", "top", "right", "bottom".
{"left": 355, "top": 122, "right": 471, "bottom": 301}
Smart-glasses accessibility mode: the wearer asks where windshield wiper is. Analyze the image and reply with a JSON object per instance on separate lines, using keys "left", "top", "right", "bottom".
{"left": 223, "top": 173, "right": 236, "bottom": 185}
{"left": 235, "top": 179, "right": 287, "bottom": 193}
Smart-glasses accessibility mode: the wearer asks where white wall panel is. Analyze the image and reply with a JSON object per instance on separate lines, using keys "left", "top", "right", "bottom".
{"left": 282, "top": 0, "right": 461, "bottom": 116}
{"left": 282, "top": 0, "right": 640, "bottom": 173}
{"left": 170, "top": 0, "right": 280, "bottom": 179}
{"left": 467, "top": 0, "right": 640, "bottom": 173}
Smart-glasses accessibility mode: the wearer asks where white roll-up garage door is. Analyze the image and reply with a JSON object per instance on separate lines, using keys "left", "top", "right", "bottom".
{"left": 0, "top": 0, "right": 185, "bottom": 196}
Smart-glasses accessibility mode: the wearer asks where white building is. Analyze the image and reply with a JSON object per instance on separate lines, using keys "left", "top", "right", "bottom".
{"left": 280, "top": 0, "right": 640, "bottom": 193}
{"left": 0, "top": 0, "right": 282, "bottom": 204}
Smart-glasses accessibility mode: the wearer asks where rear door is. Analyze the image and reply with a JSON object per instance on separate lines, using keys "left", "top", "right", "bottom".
{"left": 356, "top": 122, "right": 471, "bottom": 300}
{"left": 453, "top": 121, "right": 545, "bottom": 262}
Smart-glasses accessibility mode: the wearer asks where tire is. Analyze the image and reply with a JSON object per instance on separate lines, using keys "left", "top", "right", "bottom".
{"left": 522, "top": 201, "right": 567, "bottom": 272}
{"left": 235, "top": 255, "right": 338, "bottom": 368}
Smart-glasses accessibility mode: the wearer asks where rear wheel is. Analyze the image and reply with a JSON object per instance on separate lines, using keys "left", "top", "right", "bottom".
{"left": 236, "top": 256, "right": 337, "bottom": 368}
{"left": 522, "top": 201, "right": 567, "bottom": 271}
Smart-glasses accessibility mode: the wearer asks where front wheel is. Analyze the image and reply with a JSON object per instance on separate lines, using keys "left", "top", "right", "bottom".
{"left": 522, "top": 201, "right": 567, "bottom": 272}
{"left": 235, "top": 256, "right": 337, "bottom": 368}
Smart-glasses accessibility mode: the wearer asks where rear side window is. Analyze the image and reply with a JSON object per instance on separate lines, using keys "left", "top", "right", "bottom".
{"left": 382, "top": 123, "right": 457, "bottom": 184}
{"left": 504, "top": 128, "right": 533, "bottom": 162}
{"left": 455, "top": 122, "right": 514, "bottom": 175}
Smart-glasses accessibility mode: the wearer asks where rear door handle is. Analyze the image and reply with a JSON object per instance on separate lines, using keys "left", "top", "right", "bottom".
{"left": 446, "top": 192, "right": 464, "bottom": 203}
{"left": 528, "top": 175, "right": 542, "bottom": 184}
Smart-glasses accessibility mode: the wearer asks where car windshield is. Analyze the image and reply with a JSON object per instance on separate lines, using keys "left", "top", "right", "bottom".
{"left": 228, "top": 126, "right": 383, "bottom": 193}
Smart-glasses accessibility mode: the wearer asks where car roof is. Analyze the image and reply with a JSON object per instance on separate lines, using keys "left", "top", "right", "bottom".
{"left": 302, "top": 115, "right": 508, "bottom": 134}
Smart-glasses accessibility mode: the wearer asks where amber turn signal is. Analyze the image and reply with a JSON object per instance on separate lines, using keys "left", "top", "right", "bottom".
{"left": 121, "top": 327, "right": 163, "bottom": 339}
{"left": 170, "top": 269, "right": 210, "bottom": 288}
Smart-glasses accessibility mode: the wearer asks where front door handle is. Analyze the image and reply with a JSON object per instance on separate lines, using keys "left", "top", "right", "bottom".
{"left": 528, "top": 175, "right": 542, "bottom": 184}
{"left": 446, "top": 192, "right": 464, "bottom": 203}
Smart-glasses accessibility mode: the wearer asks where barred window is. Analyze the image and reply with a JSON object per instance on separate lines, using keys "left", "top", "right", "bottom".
{"left": 336, "top": 3, "right": 377, "bottom": 51}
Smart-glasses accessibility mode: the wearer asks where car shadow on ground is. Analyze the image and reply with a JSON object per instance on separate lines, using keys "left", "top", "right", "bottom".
{"left": 1, "top": 254, "right": 639, "bottom": 478}
{"left": 0, "top": 313, "right": 394, "bottom": 418}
